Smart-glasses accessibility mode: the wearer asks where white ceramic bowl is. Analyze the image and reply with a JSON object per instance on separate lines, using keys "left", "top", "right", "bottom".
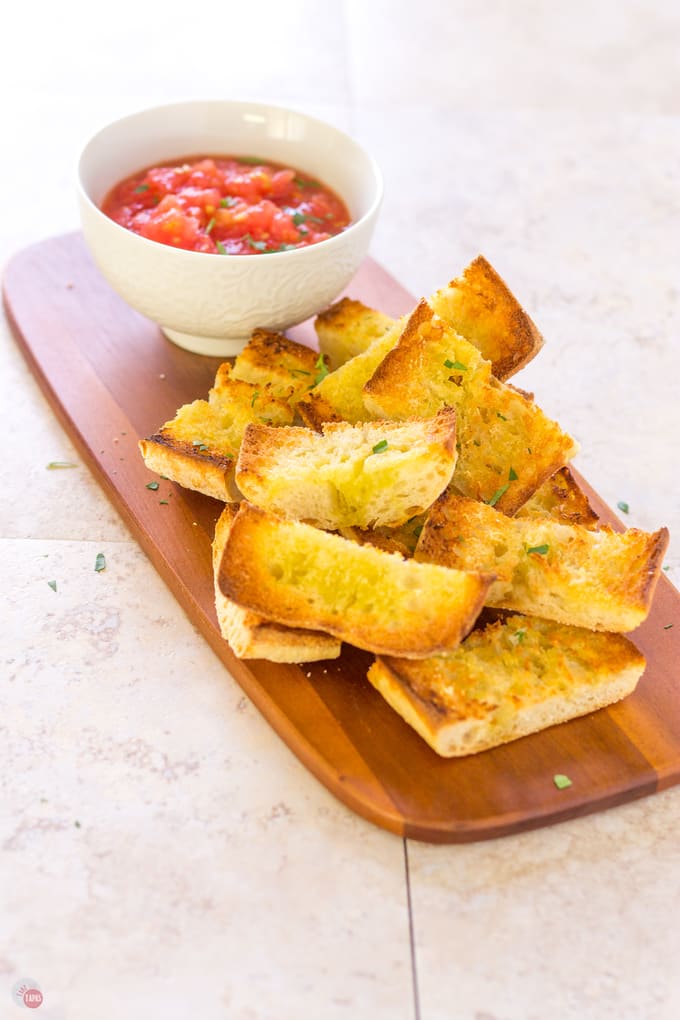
{"left": 77, "top": 100, "right": 382, "bottom": 355}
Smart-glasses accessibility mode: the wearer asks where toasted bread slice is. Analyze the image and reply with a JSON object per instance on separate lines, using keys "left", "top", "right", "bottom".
{"left": 517, "top": 466, "right": 599, "bottom": 528}
{"left": 314, "top": 256, "right": 543, "bottom": 379}
{"left": 235, "top": 408, "right": 457, "bottom": 530}
{"left": 363, "top": 301, "right": 578, "bottom": 513}
{"left": 212, "top": 505, "right": 341, "bottom": 662}
{"left": 315, "top": 298, "right": 396, "bottom": 371}
{"left": 416, "top": 491, "right": 669, "bottom": 632}
{"left": 297, "top": 318, "right": 406, "bottom": 429}
{"left": 368, "top": 614, "right": 646, "bottom": 757}
{"left": 429, "top": 255, "right": 544, "bottom": 380}
{"left": 231, "top": 328, "right": 328, "bottom": 408}
{"left": 139, "top": 363, "right": 293, "bottom": 500}
{"left": 338, "top": 513, "right": 427, "bottom": 559}
{"left": 218, "top": 503, "right": 493, "bottom": 658}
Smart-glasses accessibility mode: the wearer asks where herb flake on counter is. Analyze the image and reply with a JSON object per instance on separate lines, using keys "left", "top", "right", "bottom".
{"left": 94, "top": 552, "right": 106, "bottom": 573}
{"left": 47, "top": 461, "right": 77, "bottom": 470}
{"left": 47, "top": 580, "right": 57, "bottom": 592}
{"left": 617, "top": 501, "right": 630, "bottom": 514}
{"left": 553, "top": 774, "right": 573, "bottom": 790}
{"left": 372, "top": 440, "right": 389, "bottom": 455}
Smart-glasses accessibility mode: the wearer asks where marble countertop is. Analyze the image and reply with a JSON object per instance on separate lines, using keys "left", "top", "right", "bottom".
{"left": 2, "top": 3, "right": 679, "bottom": 1018}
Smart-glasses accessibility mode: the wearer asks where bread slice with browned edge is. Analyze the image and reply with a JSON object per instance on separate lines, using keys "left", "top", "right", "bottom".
{"left": 367, "top": 614, "right": 646, "bottom": 757}
{"left": 139, "top": 332, "right": 329, "bottom": 500}
{"left": 212, "top": 505, "right": 341, "bottom": 662}
{"left": 415, "top": 490, "right": 669, "bottom": 632}
{"left": 218, "top": 503, "right": 493, "bottom": 658}
{"left": 298, "top": 318, "right": 406, "bottom": 430}
{"left": 235, "top": 408, "right": 458, "bottom": 530}
{"left": 363, "top": 301, "right": 578, "bottom": 513}
{"left": 313, "top": 255, "right": 543, "bottom": 380}
{"left": 516, "top": 466, "right": 599, "bottom": 529}
{"left": 315, "top": 298, "right": 396, "bottom": 371}
{"left": 429, "top": 255, "right": 544, "bottom": 381}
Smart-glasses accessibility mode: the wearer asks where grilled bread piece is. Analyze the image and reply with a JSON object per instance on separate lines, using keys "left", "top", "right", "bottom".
{"left": 235, "top": 408, "right": 458, "bottom": 530}
{"left": 516, "top": 466, "right": 599, "bottom": 528}
{"left": 429, "top": 255, "right": 543, "bottom": 380}
{"left": 140, "top": 333, "right": 328, "bottom": 499}
{"left": 212, "top": 505, "right": 341, "bottom": 662}
{"left": 363, "top": 301, "right": 578, "bottom": 513}
{"left": 297, "top": 318, "right": 405, "bottom": 429}
{"left": 218, "top": 503, "right": 493, "bottom": 658}
{"left": 313, "top": 255, "right": 543, "bottom": 379}
{"left": 416, "top": 491, "right": 669, "bottom": 632}
{"left": 367, "top": 614, "right": 646, "bottom": 757}
{"left": 315, "top": 298, "right": 396, "bottom": 371}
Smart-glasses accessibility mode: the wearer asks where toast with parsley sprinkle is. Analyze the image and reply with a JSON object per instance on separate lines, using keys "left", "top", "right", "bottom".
{"left": 362, "top": 301, "right": 578, "bottom": 513}
{"left": 235, "top": 408, "right": 458, "bottom": 530}
{"left": 367, "top": 614, "right": 646, "bottom": 757}
{"left": 415, "top": 490, "right": 669, "bottom": 632}
{"left": 217, "top": 502, "right": 493, "bottom": 658}
{"left": 313, "top": 255, "right": 543, "bottom": 380}
{"left": 139, "top": 332, "right": 328, "bottom": 500}
{"left": 212, "top": 504, "right": 341, "bottom": 662}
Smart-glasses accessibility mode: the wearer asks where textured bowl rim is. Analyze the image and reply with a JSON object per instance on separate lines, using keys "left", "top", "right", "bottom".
{"left": 76, "top": 98, "right": 383, "bottom": 263}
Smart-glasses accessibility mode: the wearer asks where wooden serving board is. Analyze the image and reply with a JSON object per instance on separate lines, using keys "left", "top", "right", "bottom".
{"left": 4, "top": 232, "right": 680, "bottom": 843}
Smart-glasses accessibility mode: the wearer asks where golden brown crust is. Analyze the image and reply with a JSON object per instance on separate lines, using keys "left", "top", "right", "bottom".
{"left": 212, "top": 505, "right": 342, "bottom": 662}
{"left": 415, "top": 490, "right": 669, "bottom": 632}
{"left": 235, "top": 408, "right": 458, "bottom": 530}
{"left": 218, "top": 503, "right": 492, "bottom": 658}
{"left": 368, "top": 614, "right": 646, "bottom": 756}
{"left": 363, "top": 301, "right": 577, "bottom": 513}
{"left": 431, "top": 255, "right": 544, "bottom": 380}
{"left": 517, "top": 466, "right": 600, "bottom": 528}
{"left": 314, "top": 298, "right": 395, "bottom": 369}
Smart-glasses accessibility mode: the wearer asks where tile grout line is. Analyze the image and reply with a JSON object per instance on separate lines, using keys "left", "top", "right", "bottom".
{"left": 403, "top": 837, "right": 422, "bottom": 1020}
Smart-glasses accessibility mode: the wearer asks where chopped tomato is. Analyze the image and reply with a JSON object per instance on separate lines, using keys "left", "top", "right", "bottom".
{"left": 102, "top": 155, "right": 351, "bottom": 254}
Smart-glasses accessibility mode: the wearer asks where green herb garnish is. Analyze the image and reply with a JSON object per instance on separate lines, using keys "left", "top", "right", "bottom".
{"left": 311, "top": 354, "right": 329, "bottom": 387}
{"left": 617, "top": 501, "right": 630, "bottom": 514}
{"left": 46, "top": 461, "right": 77, "bottom": 470}
{"left": 47, "top": 580, "right": 57, "bottom": 592}
{"left": 497, "top": 412, "right": 508, "bottom": 421}
{"left": 487, "top": 484, "right": 509, "bottom": 507}
{"left": 294, "top": 176, "right": 319, "bottom": 189}
{"left": 220, "top": 196, "right": 237, "bottom": 208}
{"left": 553, "top": 774, "right": 572, "bottom": 790}
{"left": 509, "top": 467, "right": 518, "bottom": 481}
{"left": 205, "top": 216, "right": 215, "bottom": 234}
{"left": 289, "top": 368, "right": 311, "bottom": 377}
{"left": 192, "top": 440, "right": 208, "bottom": 451}
{"left": 238, "top": 156, "right": 265, "bottom": 165}
{"left": 444, "top": 359, "right": 467, "bottom": 371}
{"left": 250, "top": 391, "right": 259, "bottom": 408}
{"left": 146, "top": 481, "right": 160, "bottom": 490}
{"left": 245, "top": 234, "right": 267, "bottom": 252}
{"left": 527, "top": 544, "right": 550, "bottom": 556}
{"left": 159, "top": 500, "right": 169, "bottom": 505}
{"left": 372, "top": 440, "right": 389, "bottom": 454}
{"left": 94, "top": 552, "right": 106, "bottom": 573}
{"left": 134, "top": 183, "right": 150, "bottom": 193}
{"left": 515, "top": 629, "right": 526, "bottom": 643}
{"left": 216, "top": 240, "right": 227, "bottom": 255}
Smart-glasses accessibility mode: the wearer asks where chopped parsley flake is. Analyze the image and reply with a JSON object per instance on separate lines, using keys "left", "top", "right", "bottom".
{"left": 191, "top": 440, "right": 208, "bottom": 451}
{"left": 205, "top": 216, "right": 215, "bottom": 234}
{"left": 509, "top": 467, "right": 518, "bottom": 481}
{"left": 553, "top": 774, "right": 573, "bottom": 790}
{"left": 515, "top": 629, "right": 526, "bottom": 643}
{"left": 527, "top": 543, "right": 550, "bottom": 556}
{"left": 311, "top": 354, "right": 330, "bottom": 387}
{"left": 94, "top": 552, "right": 106, "bottom": 573}
{"left": 371, "top": 440, "right": 389, "bottom": 454}
{"left": 220, "top": 196, "right": 237, "bottom": 208}
{"left": 487, "top": 483, "right": 509, "bottom": 507}
{"left": 134, "top": 184, "right": 149, "bottom": 193}
{"left": 250, "top": 391, "right": 260, "bottom": 408}
{"left": 617, "top": 501, "right": 630, "bottom": 514}
{"left": 47, "top": 580, "right": 57, "bottom": 592}
{"left": 497, "top": 412, "right": 508, "bottom": 421}
{"left": 444, "top": 358, "right": 467, "bottom": 371}
{"left": 216, "top": 240, "right": 227, "bottom": 255}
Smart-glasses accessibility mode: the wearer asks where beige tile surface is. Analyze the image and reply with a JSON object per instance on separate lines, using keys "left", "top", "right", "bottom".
{"left": 2, "top": 1, "right": 680, "bottom": 1017}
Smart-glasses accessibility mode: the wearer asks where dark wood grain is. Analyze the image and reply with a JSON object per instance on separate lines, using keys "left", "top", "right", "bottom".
{"left": 4, "top": 232, "right": 679, "bottom": 843}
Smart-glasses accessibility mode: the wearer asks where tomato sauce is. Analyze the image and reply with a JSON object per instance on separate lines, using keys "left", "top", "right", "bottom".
{"left": 101, "top": 155, "right": 351, "bottom": 255}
